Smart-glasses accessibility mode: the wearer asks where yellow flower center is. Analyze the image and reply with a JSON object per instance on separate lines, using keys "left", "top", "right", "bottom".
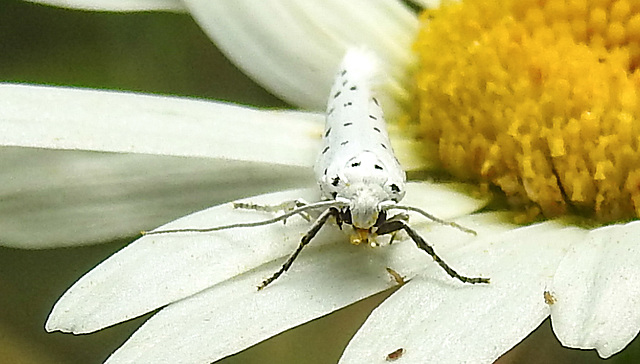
{"left": 414, "top": 0, "right": 640, "bottom": 222}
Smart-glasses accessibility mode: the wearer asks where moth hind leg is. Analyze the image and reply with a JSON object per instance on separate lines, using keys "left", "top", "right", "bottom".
{"left": 234, "top": 198, "right": 312, "bottom": 222}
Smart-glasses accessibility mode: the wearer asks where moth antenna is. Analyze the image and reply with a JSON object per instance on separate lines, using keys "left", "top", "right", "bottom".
{"left": 389, "top": 205, "right": 477, "bottom": 236}
{"left": 142, "top": 200, "right": 346, "bottom": 236}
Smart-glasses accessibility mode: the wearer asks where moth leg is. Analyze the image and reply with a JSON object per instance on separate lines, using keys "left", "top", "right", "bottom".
{"left": 258, "top": 207, "right": 339, "bottom": 290}
{"left": 234, "top": 199, "right": 312, "bottom": 222}
{"left": 381, "top": 213, "right": 409, "bottom": 245}
{"left": 376, "top": 220, "right": 489, "bottom": 284}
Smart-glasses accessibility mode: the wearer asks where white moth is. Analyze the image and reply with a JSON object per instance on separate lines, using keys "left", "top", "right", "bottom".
{"left": 145, "top": 48, "right": 489, "bottom": 290}
{"left": 315, "top": 48, "right": 405, "bottom": 234}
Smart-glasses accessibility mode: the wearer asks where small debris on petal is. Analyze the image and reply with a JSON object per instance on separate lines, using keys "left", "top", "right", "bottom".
{"left": 386, "top": 347, "right": 405, "bottom": 361}
{"left": 386, "top": 267, "right": 406, "bottom": 286}
{"left": 544, "top": 290, "right": 556, "bottom": 305}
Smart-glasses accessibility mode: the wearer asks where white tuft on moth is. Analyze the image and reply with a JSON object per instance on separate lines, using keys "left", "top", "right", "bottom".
{"left": 144, "top": 48, "right": 489, "bottom": 290}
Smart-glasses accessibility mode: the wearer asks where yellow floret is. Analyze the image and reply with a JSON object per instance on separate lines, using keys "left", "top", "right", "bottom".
{"left": 414, "top": 0, "right": 640, "bottom": 222}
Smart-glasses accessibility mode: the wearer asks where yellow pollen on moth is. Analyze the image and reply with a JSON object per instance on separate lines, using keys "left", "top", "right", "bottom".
{"left": 350, "top": 228, "right": 374, "bottom": 246}
{"left": 413, "top": 0, "right": 640, "bottom": 222}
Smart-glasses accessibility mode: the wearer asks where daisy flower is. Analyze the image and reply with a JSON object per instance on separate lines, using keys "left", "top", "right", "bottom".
{"left": 3, "top": 0, "right": 640, "bottom": 363}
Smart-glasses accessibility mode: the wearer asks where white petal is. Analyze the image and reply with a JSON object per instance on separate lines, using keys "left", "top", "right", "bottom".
{"left": 45, "top": 187, "right": 320, "bottom": 334}
{"left": 340, "top": 216, "right": 586, "bottom": 363}
{"left": 104, "top": 231, "right": 398, "bottom": 364}
{"left": 24, "top": 0, "right": 186, "bottom": 12}
{"left": 184, "top": 0, "right": 418, "bottom": 116}
{"left": 404, "top": 182, "right": 490, "bottom": 219}
{"left": 551, "top": 221, "right": 640, "bottom": 358}
{"left": 44, "top": 181, "right": 484, "bottom": 362}
{"left": 45, "top": 181, "right": 483, "bottom": 335}
{"left": 110, "top": 209, "right": 491, "bottom": 364}
{"left": 0, "top": 84, "right": 323, "bottom": 167}
{"left": 0, "top": 147, "right": 310, "bottom": 249}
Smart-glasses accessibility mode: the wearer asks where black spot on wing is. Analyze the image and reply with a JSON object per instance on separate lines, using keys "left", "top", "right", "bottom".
{"left": 325, "top": 128, "right": 331, "bottom": 137}
{"left": 322, "top": 146, "right": 330, "bottom": 154}
{"left": 343, "top": 122, "right": 353, "bottom": 126}
{"left": 375, "top": 164, "right": 383, "bottom": 170}
{"left": 351, "top": 162, "right": 361, "bottom": 167}
{"left": 340, "top": 141, "right": 348, "bottom": 146}
{"left": 343, "top": 102, "right": 352, "bottom": 107}
{"left": 373, "top": 97, "right": 379, "bottom": 106}
{"left": 381, "top": 143, "right": 387, "bottom": 149}
{"left": 334, "top": 90, "right": 342, "bottom": 99}
{"left": 350, "top": 86, "right": 357, "bottom": 91}
{"left": 373, "top": 127, "right": 381, "bottom": 132}
{"left": 369, "top": 115, "right": 377, "bottom": 120}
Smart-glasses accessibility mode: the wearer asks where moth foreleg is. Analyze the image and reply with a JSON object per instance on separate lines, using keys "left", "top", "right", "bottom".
{"left": 380, "top": 213, "right": 409, "bottom": 245}
{"left": 376, "top": 220, "right": 489, "bottom": 284}
{"left": 257, "top": 207, "right": 339, "bottom": 290}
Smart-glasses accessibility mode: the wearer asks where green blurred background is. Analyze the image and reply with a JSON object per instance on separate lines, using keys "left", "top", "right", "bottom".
{"left": 0, "top": 1, "right": 637, "bottom": 363}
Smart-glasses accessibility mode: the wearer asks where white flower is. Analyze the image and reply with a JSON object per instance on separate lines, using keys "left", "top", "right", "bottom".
{"left": 3, "top": 0, "right": 640, "bottom": 363}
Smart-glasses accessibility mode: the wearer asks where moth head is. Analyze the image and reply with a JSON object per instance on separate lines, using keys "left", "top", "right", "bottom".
{"left": 336, "top": 177, "right": 394, "bottom": 229}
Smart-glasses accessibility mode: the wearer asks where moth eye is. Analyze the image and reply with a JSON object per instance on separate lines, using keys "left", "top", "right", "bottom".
{"left": 390, "top": 184, "right": 401, "bottom": 193}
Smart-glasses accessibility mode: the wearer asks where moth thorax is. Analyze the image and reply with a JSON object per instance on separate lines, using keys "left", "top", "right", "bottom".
{"left": 347, "top": 183, "right": 387, "bottom": 229}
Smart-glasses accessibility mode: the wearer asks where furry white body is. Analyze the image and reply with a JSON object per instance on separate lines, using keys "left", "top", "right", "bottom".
{"left": 146, "top": 48, "right": 488, "bottom": 289}
{"left": 314, "top": 49, "right": 406, "bottom": 229}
